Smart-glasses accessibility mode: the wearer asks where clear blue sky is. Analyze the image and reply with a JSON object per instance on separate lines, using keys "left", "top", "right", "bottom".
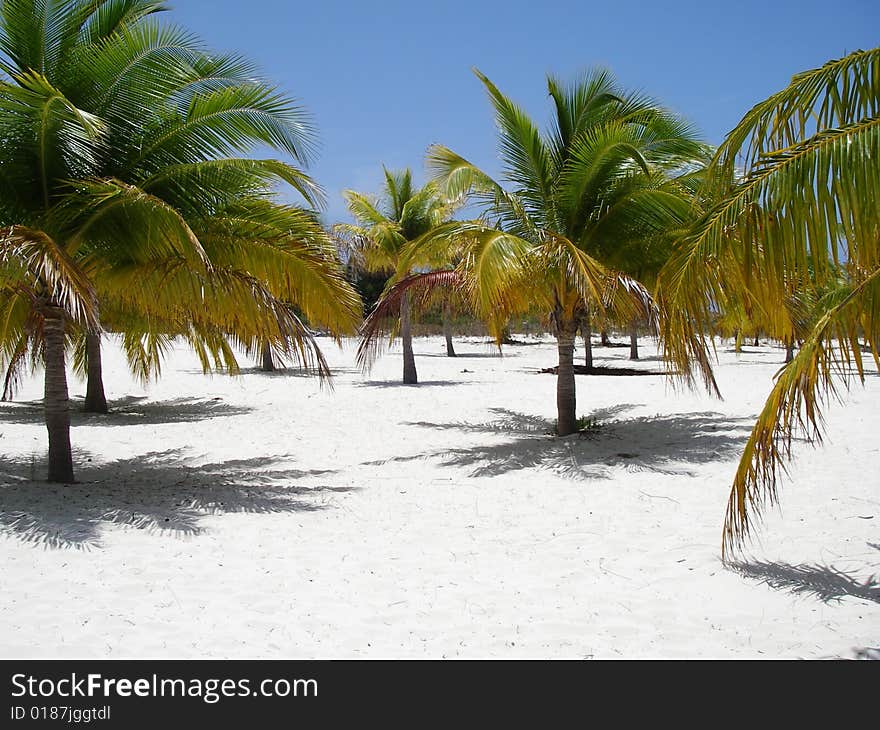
{"left": 169, "top": 0, "right": 879, "bottom": 223}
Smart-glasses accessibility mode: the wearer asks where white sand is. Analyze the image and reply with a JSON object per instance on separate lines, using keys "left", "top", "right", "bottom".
{"left": 0, "top": 334, "right": 877, "bottom": 659}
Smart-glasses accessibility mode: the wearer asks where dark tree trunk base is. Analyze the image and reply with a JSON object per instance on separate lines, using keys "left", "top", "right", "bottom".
{"left": 43, "top": 308, "right": 75, "bottom": 483}
{"left": 401, "top": 292, "right": 418, "bottom": 384}
{"left": 555, "top": 328, "right": 577, "bottom": 436}
{"left": 261, "top": 343, "right": 276, "bottom": 372}
{"left": 581, "top": 321, "right": 593, "bottom": 369}
{"left": 83, "top": 331, "right": 108, "bottom": 414}
{"left": 443, "top": 302, "right": 456, "bottom": 357}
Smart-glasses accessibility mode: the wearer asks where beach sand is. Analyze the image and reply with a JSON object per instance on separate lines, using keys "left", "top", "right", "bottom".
{"left": 0, "top": 334, "right": 877, "bottom": 658}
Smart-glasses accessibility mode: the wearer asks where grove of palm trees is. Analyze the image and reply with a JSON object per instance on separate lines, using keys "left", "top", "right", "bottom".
{"left": 0, "top": 1, "right": 876, "bottom": 662}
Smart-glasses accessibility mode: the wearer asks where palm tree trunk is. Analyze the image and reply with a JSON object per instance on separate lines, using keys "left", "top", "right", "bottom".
{"left": 43, "top": 307, "right": 74, "bottom": 483}
{"left": 581, "top": 314, "right": 593, "bottom": 369}
{"left": 261, "top": 341, "right": 275, "bottom": 372}
{"left": 629, "top": 325, "right": 639, "bottom": 361}
{"left": 600, "top": 329, "right": 609, "bottom": 347}
{"left": 734, "top": 329, "right": 743, "bottom": 353}
{"left": 401, "top": 292, "right": 418, "bottom": 384}
{"left": 83, "top": 330, "right": 108, "bottom": 413}
{"left": 442, "top": 301, "right": 456, "bottom": 357}
{"left": 784, "top": 338, "right": 795, "bottom": 363}
{"left": 556, "top": 325, "right": 578, "bottom": 436}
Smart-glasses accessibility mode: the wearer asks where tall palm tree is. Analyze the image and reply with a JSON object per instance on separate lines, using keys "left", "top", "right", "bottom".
{"left": 658, "top": 47, "right": 880, "bottom": 555}
{"left": 364, "top": 69, "right": 705, "bottom": 433}
{"left": 336, "top": 168, "right": 458, "bottom": 384}
{"left": 0, "top": 0, "right": 360, "bottom": 480}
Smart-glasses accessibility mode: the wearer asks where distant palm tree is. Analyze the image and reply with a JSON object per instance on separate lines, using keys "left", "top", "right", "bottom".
{"left": 363, "top": 69, "right": 705, "bottom": 433}
{"left": 336, "top": 168, "right": 459, "bottom": 384}
{"left": 658, "top": 47, "right": 880, "bottom": 555}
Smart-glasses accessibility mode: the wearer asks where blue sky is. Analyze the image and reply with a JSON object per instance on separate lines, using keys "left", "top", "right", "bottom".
{"left": 169, "top": 0, "right": 879, "bottom": 223}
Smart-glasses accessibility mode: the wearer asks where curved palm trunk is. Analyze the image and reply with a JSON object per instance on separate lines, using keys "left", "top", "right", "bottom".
{"left": 83, "top": 330, "right": 108, "bottom": 413}
{"left": 261, "top": 341, "right": 276, "bottom": 372}
{"left": 401, "top": 292, "right": 418, "bottom": 384}
{"left": 442, "top": 301, "right": 456, "bottom": 357}
{"left": 629, "top": 325, "right": 639, "bottom": 361}
{"left": 43, "top": 308, "right": 74, "bottom": 483}
{"left": 556, "top": 325, "right": 578, "bottom": 436}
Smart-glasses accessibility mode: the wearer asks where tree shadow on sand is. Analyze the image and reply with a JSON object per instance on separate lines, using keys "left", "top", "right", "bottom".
{"left": 728, "top": 560, "right": 880, "bottom": 605}
{"left": 375, "top": 405, "right": 754, "bottom": 480}
{"left": 0, "top": 450, "right": 352, "bottom": 550}
{"left": 189, "top": 366, "right": 363, "bottom": 378}
{"left": 419, "top": 352, "right": 503, "bottom": 359}
{"left": 354, "top": 379, "right": 469, "bottom": 389}
{"left": 0, "top": 396, "right": 253, "bottom": 427}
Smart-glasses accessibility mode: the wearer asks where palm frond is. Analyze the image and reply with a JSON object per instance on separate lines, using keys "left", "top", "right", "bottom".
{"left": 357, "top": 269, "right": 464, "bottom": 371}
{"left": 474, "top": 68, "right": 554, "bottom": 221}
{"left": 723, "top": 263, "right": 880, "bottom": 557}
{"left": 59, "top": 177, "right": 208, "bottom": 266}
{"left": 0, "top": 69, "right": 106, "bottom": 206}
{"left": 0, "top": 224, "right": 98, "bottom": 326}
{"left": 138, "top": 157, "right": 325, "bottom": 211}
{"left": 714, "top": 47, "right": 880, "bottom": 178}
{"left": 137, "top": 82, "right": 316, "bottom": 168}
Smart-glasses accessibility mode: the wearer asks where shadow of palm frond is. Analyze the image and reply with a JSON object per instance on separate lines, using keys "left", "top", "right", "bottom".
{"left": 406, "top": 405, "right": 641, "bottom": 436}
{"left": 196, "top": 366, "right": 363, "bottom": 378}
{"left": 729, "top": 560, "right": 880, "bottom": 604}
{"left": 354, "top": 380, "right": 468, "bottom": 389}
{"left": 0, "top": 396, "right": 254, "bottom": 427}
{"left": 418, "top": 352, "right": 503, "bottom": 359}
{"left": 406, "top": 407, "right": 557, "bottom": 435}
{"left": 0, "top": 451, "right": 350, "bottom": 550}
{"left": 384, "top": 407, "right": 753, "bottom": 480}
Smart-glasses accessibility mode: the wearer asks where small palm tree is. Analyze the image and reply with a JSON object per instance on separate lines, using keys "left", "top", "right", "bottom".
{"left": 0, "top": 229, "right": 98, "bottom": 482}
{"left": 658, "top": 47, "right": 880, "bottom": 555}
{"left": 336, "top": 168, "right": 459, "bottom": 384}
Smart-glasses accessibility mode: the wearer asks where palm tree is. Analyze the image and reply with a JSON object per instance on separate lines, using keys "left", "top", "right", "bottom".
{"left": 658, "top": 48, "right": 880, "bottom": 555}
{"left": 0, "top": 1, "right": 360, "bottom": 480}
{"left": 0, "top": 228, "right": 98, "bottom": 482}
{"left": 336, "top": 168, "right": 459, "bottom": 384}
{"left": 364, "top": 69, "right": 705, "bottom": 434}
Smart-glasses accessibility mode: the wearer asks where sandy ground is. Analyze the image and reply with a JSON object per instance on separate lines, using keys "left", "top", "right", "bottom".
{"left": 0, "top": 334, "right": 877, "bottom": 659}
